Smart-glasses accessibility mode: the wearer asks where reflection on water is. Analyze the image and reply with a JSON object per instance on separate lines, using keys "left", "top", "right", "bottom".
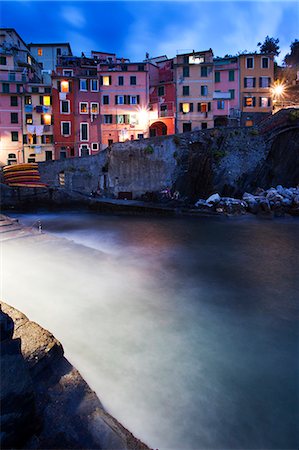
{"left": 3, "top": 212, "right": 299, "bottom": 449}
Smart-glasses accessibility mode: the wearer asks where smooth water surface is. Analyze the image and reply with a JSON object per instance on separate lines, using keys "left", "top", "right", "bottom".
{"left": 2, "top": 212, "right": 299, "bottom": 449}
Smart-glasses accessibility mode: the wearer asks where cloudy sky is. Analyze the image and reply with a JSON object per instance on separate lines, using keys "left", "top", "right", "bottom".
{"left": 1, "top": 1, "right": 298, "bottom": 63}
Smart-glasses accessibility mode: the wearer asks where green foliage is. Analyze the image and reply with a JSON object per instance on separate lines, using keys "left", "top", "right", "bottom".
{"left": 289, "top": 110, "right": 299, "bottom": 121}
{"left": 173, "top": 135, "right": 180, "bottom": 146}
{"left": 257, "top": 36, "right": 280, "bottom": 56}
{"left": 144, "top": 144, "right": 154, "bottom": 155}
{"left": 284, "top": 39, "right": 299, "bottom": 66}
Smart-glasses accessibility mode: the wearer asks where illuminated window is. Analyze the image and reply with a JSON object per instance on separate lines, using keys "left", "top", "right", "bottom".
{"left": 80, "top": 102, "right": 88, "bottom": 114}
{"left": 91, "top": 103, "right": 99, "bottom": 114}
{"left": 102, "top": 76, "right": 111, "bottom": 86}
{"left": 27, "top": 55, "right": 32, "bottom": 65}
{"left": 43, "top": 95, "right": 51, "bottom": 106}
{"left": 26, "top": 114, "right": 33, "bottom": 124}
{"left": 244, "top": 97, "right": 255, "bottom": 107}
{"left": 25, "top": 96, "right": 32, "bottom": 105}
{"left": 260, "top": 97, "right": 270, "bottom": 108}
{"left": 43, "top": 114, "right": 52, "bottom": 125}
{"left": 61, "top": 80, "right": 69, "bottom": 93}
{"left": 38, "top": 48, "right": 43, "bottom": 56}
{"left": 182, "top": 103, "right": 190, "bottom": 113}
{"left": 200, "top": 103, "right": 208, "bottom": 113}
{"left": 130, "top": 96, "right": 137, "bottom": 105}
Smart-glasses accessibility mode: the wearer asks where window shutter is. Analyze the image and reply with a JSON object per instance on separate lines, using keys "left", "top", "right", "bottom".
{"left": 190, "top": 103, "right": 193, "bottom": 112}
{"left": 268, "top": 77, "right": 271, "bottom": 87}
{"left": 244, "top": 97, "right": 247, "bottom": 107}
{"left": 198, "top": 103, "right": 201, "bottom": 112}
{"left": 86, "top": 79, "right": 89, "bottom": 91}
{"left": 124, "top": 95, "right": 128, "bottom": 105}
{"left": 100, "top": 76, "right": 103, "bottom": 85}
{"left": 57, "top": 80, "right": 61, "bottom": 92}
{"left": 244, "top": 78, "right": 247, "bottom": 88}
{"left": 41, "top": 115, "right": 44, "bottom": 125}
{"left": 51, "top": 116, "right": 54, "bottom": 125}
{"left": 268, "top": 97, "right": 271, "bottom": 107}
{"left": 50, "top": 96, "right": 52, "bottom": 105}
{"left": 253, "top": 97, "right": 256, "bottom": 107}
{"left": 259, "top": 77, "right": 262, "bottom": 88}
{"left": 208, "top": 102, "right": 211, "bottom": 112}
{"left": 109, "top": 76, "right": 112, "bottom": 85}
{"left": 137, "top": 95, "right": 140, "bottom": 104}
{"left": 115, "top": 95, "right": 118, "bottom": 105}
{"left": 40, "top": 95, "right": 43, "bottom": 105}
{"left": 253, "top": 78, "right": 256, "bottom": 88}
{"left": 259, "top": 97, "right": 262, "bottom": 107}
{"left": 69, "top": 81, "right": 72, "bottom": 92}
{"left": 180, "top": 103, "right": 183, "bottom": 112}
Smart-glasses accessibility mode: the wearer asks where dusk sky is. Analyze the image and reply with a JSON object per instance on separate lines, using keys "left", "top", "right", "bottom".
{"left": 1, "top": 1, "right": 298, "bottom": 64}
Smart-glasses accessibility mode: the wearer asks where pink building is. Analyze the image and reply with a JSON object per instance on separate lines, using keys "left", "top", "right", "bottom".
{"left": 213, "top": 56, "right": 240, "bottom": 126}
{"left": 97, "top": 55, "right": 150, "bottom": 148}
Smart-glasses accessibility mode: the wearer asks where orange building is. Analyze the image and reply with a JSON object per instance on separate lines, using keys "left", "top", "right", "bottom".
{"left": 239, "top": 53, "right": 274, "bottom": 126}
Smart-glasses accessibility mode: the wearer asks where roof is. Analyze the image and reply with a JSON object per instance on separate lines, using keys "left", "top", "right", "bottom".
{"left": 0, "top": 28, "right": 29, "bottom": 50}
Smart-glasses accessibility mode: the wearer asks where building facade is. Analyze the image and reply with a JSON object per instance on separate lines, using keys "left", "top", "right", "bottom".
{"left": 239, "top": 53, "right": 274, "bottom": 126}
{"left": 174, "top": 50, "right": 214, "bottom": 133}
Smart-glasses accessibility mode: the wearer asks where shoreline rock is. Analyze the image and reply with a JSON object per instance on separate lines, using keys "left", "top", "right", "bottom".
{"left": 0, "top": 302, "right": 151, "bottom": 450}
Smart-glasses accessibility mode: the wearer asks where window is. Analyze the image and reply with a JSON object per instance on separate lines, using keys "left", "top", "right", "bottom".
{"left": 101, "top": 76, "right": 111, "bottom": 86}
{"left": 201, "top": 66, "right": 208, "bottom": 77}
{"left": 92, "top": 143, "right": 99, "bottom": 151}
{"left": 246, "top": 57, "right": 254, "bottom": 69}
{"left": 42, "top": 114, "right": 52, "bottom": 125}
{"left": 63, "top": 70, "right": 73, "bottom": 77}
{"left": 45, "top": 151, "right": 53, "bottom": 161}
{"left": 229, "top": 89, "right": 235, "bottom": 100}
{"left": 26, "top": 114, "right": 33, "bottom": 124}
{"left": 137, "top": 134, "right": 144, "bottom": 139}
{"left": 201, "top": 123, "right": 208, "bottom": 129}
{"left": 261, "top": 57, "right": 269, "bottom": 69}
{"left": 56, "top": 48, "right": 62, "bottom": 56}
{"left": 183, "top": 66, "right": 189, "bottom": 77}
{"left": 158, "top": 86, "right": 165, "bottom": 96}
{"left": 103, "top": 95, "right": 109, "bottom": 105}
{"left": 17, "top": 85, "right": 22, "bottom": 93}
{"left": 116, "top": 115, "right": 129, "bottom": 124}
{"left": 183, "top": 86, "right": 189, "bottom": 96}
{"left": 61, "top": 121, "right": 71, "bottom": 136}
{"left": 80, "top": 123, "right": 89, "bottom": 141}
{"left": 259, "top": 77, "right": 271, "bottom": 88}
{"left": 131, "top": 95, "right": 137, "bottom": 105}
{"left": 198, "top": 102, "right": 210, "bottom": 113}
{"left": 121, "top": 65, "right": 128, "bottom": 71}
{"left": 80, "top": 79, "right": 87, "bottom": 91}
{"left": 7, "top": 153, "right": 17, "bottom": 165}
{"left": 2, "top": 83, "right": 9, "bottom": 93}
{"left": 201, "top": 85, "right": 208, "bottom": 96}
{"left": 80, "top": 102, "right": 88, "bottom": 114}
{"left": 27, "top": 55, "right": 32, "bottom": 65}
{"left": 11, "top": 131, "right": 19, "bottom": 141}
{"left": 217, "top": 100, "right": 225, "bottom": 110}
{"left": 104, "top": 114, "right": 113, "bottom": 124}
{"left": 118, "top": 76, "right": 124, "bottom": 86}
{"left": 229, "top": 70, "right": 235, "bottom": 82}
{"left": 183, "top": 123, "right": 192, "bottom": 132}
{"left": 183, "top": 56, "right": 189, "bottom": 64}
{"left": 260, "top": 97, "right": 271, "bottom": 107}
{"left": 44, "top": 87, "right": 51, "bottom": 94}
{"left": 91, "top": 79, "right": 98, "bottom": 91}
{"left": 115, "top": 95, "right": 124, "bottom": 105}
{"left": 25, "top": 96, "right": 32, "bottom": 105}
{"left": 9, "top": 72, "right": 16, "bottom": 81}
{"left": 0, "top": 56, "right": 7, "bottom": 65}
{"left": 160, "top": 104, "right": 167, "bottom": 112}
{"left": 138, "top": 65, "right": 145, "bottom": 71}
{"left": 108, "top": 139, "right": 113, "bottom": 146}
{"left": 42, "top": 135, "right": 54, "bottom": 144}
{"left": 91, "top": 103, "right": 99, "bottom": 114}
{"left": 189, "top": 55, "right": 204, "bottom": 64}
{"left": 60, "top": 80, "right": 69, "bottom": 93}
{"left": 244, "top": 77, "right": 256, "bottom": 88}
{"left": 23, "top": 134, "right": 28, "bottom": 144}
{"left": 28, "top": 154, "right": 36, "bottom": 163}
{"left": 10, "top": 96, "right": 18, "bottom": 106}
{"left": 31, "top": 86, "right": 39, "bottom": 93}
{"left": 11, "top": 113, "right": 18, "bottom": 123}
{"left": 181, "top": 103, "right": 193, "bottom": 113}
{"left": 80, "top": 145, "right": 90, "bottom": 157}
{"left": 244, "top": 97, "right": 256, "bottom": 107}
{"left": 130, "top": 76, "right": 137, "bottom": 85}
{"left": 42, "top": 95, "right": 51, "bottom": 106}
{"left": 38, "top": 48, "right": 43, "bottom": 56}
{"left": 61, "top": 100, "right": 70, "bottom": 113}
{"left": 215, "top": 71, "right": 220, "bottom": 82}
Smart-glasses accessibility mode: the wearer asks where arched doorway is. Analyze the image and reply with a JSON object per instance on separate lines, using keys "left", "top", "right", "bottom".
{"left": 149, "top": 121, "right": 167, "bottom": 137}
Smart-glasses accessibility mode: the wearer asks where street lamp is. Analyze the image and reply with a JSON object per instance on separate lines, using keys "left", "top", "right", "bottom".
{"left": 270, "top": 81, "right": 286, "bottom": 111}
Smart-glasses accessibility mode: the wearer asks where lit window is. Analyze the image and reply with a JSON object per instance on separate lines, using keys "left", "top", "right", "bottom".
{"left": 200, "top": 103, "right": 208, "bottom": 113}
{"left": 43, "top": 114, "right": 51, "bottom": 125}
{"left": 260, "top": 97, "right": 270, "bottom": 108}
{"left": 102, "top": 76, "right": 110, "bottom": 86}
{"left": 182, "top": 103, "right": 190, "bottom": 113}
{"left": 43, "top": 96, "right": 51, "bottom": 106}
{"left": 27, "top": 55, "right": 32, "bottom": 65}
{"left": 91, "top": 103, "right": 99, "bottom": 114}
{"left": 61, "top": 80, "right": 69, "bottom": 93}
{"left": 38, "top": 48, "right": 43, "bottom": 56}
{"left": 80, "top": 102, "right": 88, "bottom": 114}
{"left": 189, "top": 55, "right": 204, "bottom": 64}
{"left": 245, "top": 97, "right": 254, "bottom": 107}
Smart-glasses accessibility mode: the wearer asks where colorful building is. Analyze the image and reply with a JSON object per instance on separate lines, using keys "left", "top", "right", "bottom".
{"left": 28, "top": 42, "right": 72, "bottom": 84}
{"left": 0, "top": 28, "right": 42, "bottom": 166}
{"left": 213, "top": 56, "right": 240, "bottom": 126}
{"left": 52, "top": 54, "right": 101, "bottom": 159}
{"left": 239, "top": 53, "right": 274, "bottom": 126}
{"left": 173, "top": 49, "right": 214, "bottom": 133}
{"left": 148, "top": 57, "right": 175, "bottom": 136}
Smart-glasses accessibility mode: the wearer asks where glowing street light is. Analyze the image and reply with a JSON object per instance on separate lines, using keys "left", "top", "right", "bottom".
{"left": 270, "top": 81, "right": 287, "bottom": 112}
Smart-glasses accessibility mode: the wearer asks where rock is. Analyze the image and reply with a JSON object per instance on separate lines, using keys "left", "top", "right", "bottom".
{"left": 257, "top": 198, "right": 271, "bottom": 214}
{"left": 218, "top": 197, "right": 247, "bottom": 215}
{"left": 266, "top": 189, "right": 283, "bottom": 203}
{"left": 293, "top": 194, "right": 299, "bottom": 206}
{"left": 206, "top": 193, "right": 221, "bottom": 205}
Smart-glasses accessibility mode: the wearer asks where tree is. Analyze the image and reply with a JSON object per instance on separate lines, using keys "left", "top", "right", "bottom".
{"left": 257, "top": 36, "right": 280, "bottom": 56}
{"left": 284, "top": 39, "right": 299, "bottom": 66}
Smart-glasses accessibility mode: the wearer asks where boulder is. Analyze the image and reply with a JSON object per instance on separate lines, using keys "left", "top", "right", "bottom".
{"left": 218, "top": 197, "right": 247, "bottom": 215}
{"left": 257, "top": 198, "right": 271, "bottom": 214}
{"left": 206, "top": 193, "right": 221, "bottom": 205}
